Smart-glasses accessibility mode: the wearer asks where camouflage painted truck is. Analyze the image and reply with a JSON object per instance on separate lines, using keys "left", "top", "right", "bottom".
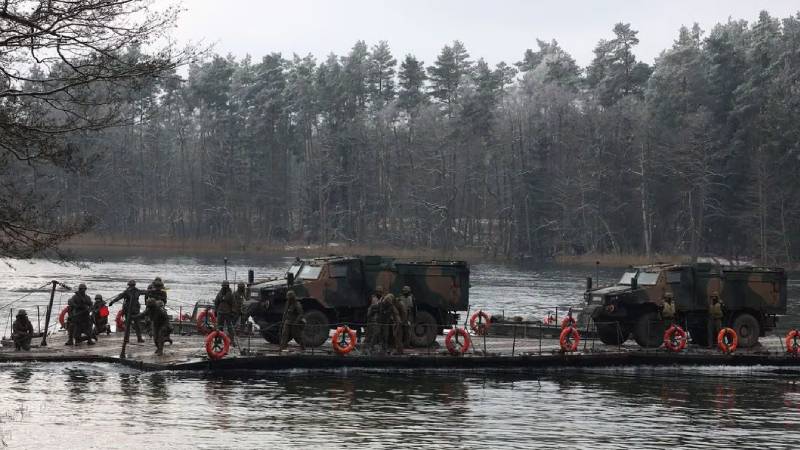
{"left": 244, "top": 256, "right": 469, "bottom": 347}
{"left": 583, "top": 263, "right": 787, "bottom": 348}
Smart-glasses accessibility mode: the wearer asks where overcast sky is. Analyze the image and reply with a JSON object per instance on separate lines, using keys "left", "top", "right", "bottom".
{"left": 165, "top": 0, "right": 800, "bottom": 67}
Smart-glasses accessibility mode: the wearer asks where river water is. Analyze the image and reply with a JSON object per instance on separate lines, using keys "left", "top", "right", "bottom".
{"left": 0, "top": 254, "right": 799, "bottom": 449}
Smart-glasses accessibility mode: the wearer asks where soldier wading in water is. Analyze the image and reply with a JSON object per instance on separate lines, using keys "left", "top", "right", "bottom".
{"left": 279, "top": 290, "right": 305, "bottom": 351}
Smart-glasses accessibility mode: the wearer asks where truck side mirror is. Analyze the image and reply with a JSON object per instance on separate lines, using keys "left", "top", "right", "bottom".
{"left": 586, "top": 277, "right": 593, "bottom": 291}
{"left": 631, "top": 277, "right": 638, "bottom": 290}
{"left": 287, "top": 272, "right": 294, "bottom": 287}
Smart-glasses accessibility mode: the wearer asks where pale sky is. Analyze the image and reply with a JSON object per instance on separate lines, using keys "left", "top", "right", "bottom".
{"left": 165, "top": 0, "right": 800, "bottom": 67}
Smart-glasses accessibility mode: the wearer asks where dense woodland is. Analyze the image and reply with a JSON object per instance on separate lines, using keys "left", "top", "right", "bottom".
{"left": 47, "top": 12, "right": 800, "bottom": 263}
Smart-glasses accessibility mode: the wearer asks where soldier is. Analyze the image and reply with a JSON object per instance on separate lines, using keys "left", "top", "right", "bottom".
{"left": 707, "top": 292, "right": 724, "bottom": 348}
{"left": 214, "top": 281, "right": 239, "bottom": 346}
{"left": 378, "top": 294, "right": 403, "bottom": 354}
{"left": 108, "top": 280, "right": 145, "bottom": 343}
{"left": 370, "top": 286, "right": 385, "bottom": 306}
{"left": 91, "top": 294, "right": 111, "bottom": 338}
{"left": 661, "top": 292, "right": 676, "bottom": 326}
{"left": 11, "top": 309, "right": 34, "bottom": 351}
{"left": 231, "top": 282, "right": 247, "bottom": 342}
{"left": 133, "top": 298, "right": 171, "bottom": 355}
{"left": 279, "top": 290, "right": 305, "bottom": 351}
{"left": 147, "top": 277, "right": 167, "bottom": 304}
{"left": 399, "top": 286, "right": 415, "bottom": 346}
{"left": 68, "top": 283, "right": 94, "bottom": 346}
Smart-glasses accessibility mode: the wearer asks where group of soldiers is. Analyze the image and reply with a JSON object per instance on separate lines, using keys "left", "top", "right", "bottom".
{"left": 363, "top": 285, "right": 415, "bottom": 354}
{"left": 659, "top": 290, "right": 725, "bottom": 348}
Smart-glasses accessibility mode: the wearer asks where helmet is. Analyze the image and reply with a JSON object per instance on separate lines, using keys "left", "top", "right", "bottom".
{"left": 221, "top": 280, "right": 230, "bottom": 287}
{"left": 237, "top": 282, "right": 246, "bottom": 289}
{"left": 16, "top": 309, "right": 27, "bottom": 316}
{"left": 128, "top": 280, "right": 136, "bottom": 287}
{"left": 286, "top": 290, "right": 297, "bottom": 300}
{"left": 154, "top": 277, "right": 162, "bottom": 283}
{"left": 78, "top": 283, "right": 87, "bottom": 290}
{"left": 95, "top": 294, "right": 103, "bottom": 301}
{"left": 401, "top": 286, "right": 411, "bottom": 294}
{"left": 375, "top": 286, "right": 385, "bottom": 295}
{"left": 383, "top": 293, "right": 395, "bottom": 302}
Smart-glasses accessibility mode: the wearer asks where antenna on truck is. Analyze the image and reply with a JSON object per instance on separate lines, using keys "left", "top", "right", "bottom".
{"left": 224, "top": 257, "right": 229, "bottom": 281}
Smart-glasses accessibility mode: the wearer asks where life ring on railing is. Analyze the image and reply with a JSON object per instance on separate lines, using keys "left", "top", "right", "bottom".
{"left": 205, "top": 330, "right": 230, "bottom": 360}
{"left": 663, "top": 325, "right": 687, "bottom": 352}
{"left": 717, "top": 327, "right": 738, "bottom": 354}
{"left": 332, "top": 326, "right": 357, "bottom": 355}
{"left": 785, "top": 330, "right": 800, "bottom": 355}
{"left": 559, "top": 326, "right": 580, "bottom": 352}
{"left": 58, "top": 306, "right": 69, "bottom": 328}
{"left": 445, "top": 328, "right": 471, "bottom": 356}
{"left": 115, "top": 309, "right": 126, "bottom": 331}
{"left": 469, "top": 310, "right": 491, "bottom": 335}
{"left": 561, "top": 316, "right": 576, "bottom": 330}
{"left": 196, "top": 309, "right": 217, "bottom": 334}
{"left": 543, "top": 315, "right": 556, "bottom": 326}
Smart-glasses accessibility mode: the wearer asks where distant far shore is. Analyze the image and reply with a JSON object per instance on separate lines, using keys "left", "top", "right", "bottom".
{"left": 58, "top": 235, "right": 707, "bottom": 268}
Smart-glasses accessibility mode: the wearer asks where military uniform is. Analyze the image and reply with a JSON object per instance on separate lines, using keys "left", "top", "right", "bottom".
{"left": 707, "top": 295, "right": 724, "bottom": 348}
{"left": 378, "top": 294, "right": 402, "bottom": 354}
{"left": 134, "top": 298, "right": 171, "bottom": 355}
{"left": 109, "top": 280, "right": 144, "bottom": 343}
{"left": 147, "top": 278, "right": 167, "bottom": 304}
{"left": 399, "top": 286, "right": 415, "bottom": 346}
{"left": 280, "top": 291, "right": 305, "bottom": 351}
{"left": 12, "top": 310, "right": 34, "bottom": 351}
{"left": 91, "top": 295, "right": 111, "bottom": 338}
{"left": 214, "top": 281, "right": 240, "bottom": 347}
{"left": 661, "top": 294, "right": 676, "bottom": 325}
{"left": 68, "top": 284, "right": 94, "bottom": 346}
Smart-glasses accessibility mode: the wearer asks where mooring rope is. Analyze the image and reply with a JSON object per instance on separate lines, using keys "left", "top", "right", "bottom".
{"left": 0, "top": 282, "right": 54, "bottom": 312}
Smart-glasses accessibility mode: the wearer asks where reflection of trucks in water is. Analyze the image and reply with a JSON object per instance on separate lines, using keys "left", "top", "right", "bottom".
{"left": 583, "top": 263, "right": 787, "bottom": 348}
{"left": 245, "top": 256, "right": 470, "bottom": 347}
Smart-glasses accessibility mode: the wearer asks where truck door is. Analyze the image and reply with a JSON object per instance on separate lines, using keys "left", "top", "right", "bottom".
{"left": 323, "top": 261, "right": 364, "bottom": 308}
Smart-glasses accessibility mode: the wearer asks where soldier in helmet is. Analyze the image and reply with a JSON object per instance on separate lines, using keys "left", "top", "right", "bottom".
{"left": 399, "top": 286, "right": 415, "bottom": 346}
{"left": 707, "top": 291, "right": 724, "bottom": 348}
{"left": 214, "top": 281, "right": 238, "bottom": 346}
{"left": 279, "top": 290, "right": 305, "bottom": 351}
{"left": 378, "top": 294, "right": 402, "bottom": 354}
{"left": 660, "top": 292, "right": 676, "bottom": 326}
{"left": 91, "top": 294, "right": 111, "bottom": 338}
{"left": 370, "top": 286, "right": 385, "bottom": 306}
{"left": 133, "top": 298, "right": 171, "bottom": 356}
{"left": 11, "top": 309, "right": 34, "bottom": 351}
{"left": 108, "top": 280, "right": 145, "bottom": 343}
{"left": 68, "top": 283, "right": 94, "bottom": 346}
{"left": 147, "top": 277, "right": 167, "bottom": 304}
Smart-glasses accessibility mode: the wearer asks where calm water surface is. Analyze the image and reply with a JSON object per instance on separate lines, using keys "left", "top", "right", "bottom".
{"left": 0, "top": 255, "right": 798, "bottom": 448}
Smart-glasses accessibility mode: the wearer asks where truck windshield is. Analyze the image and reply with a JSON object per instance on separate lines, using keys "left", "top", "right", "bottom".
{"left": 298, "top": 265, "right": 322, "bottom": 280}
{"left": 288, "top": 263, "right": 303, "bottom": 278}
{"left": 619, "top": 272, "right": 637, "bottom": 285}
{"left": 637, "top": 272, "right": 660, "bottom": 285}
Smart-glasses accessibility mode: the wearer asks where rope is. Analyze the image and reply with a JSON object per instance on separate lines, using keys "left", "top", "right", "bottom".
{"left": 0, "top": 282, "right": 54, "bottom": 312}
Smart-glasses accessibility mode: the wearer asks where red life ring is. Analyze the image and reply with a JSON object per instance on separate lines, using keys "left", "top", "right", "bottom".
{"left": 559, "top": 326, "right": 580, "bottom": 352}
{"left": 196, "top": 310, "right": 217, "bottom": 334}
{"left": 561, "top": 316, "right": 576, "bottom": 330}
{"left": 205, "top": 330, "right": 230, "bottom": 360}
{"left": 99, "top": 305, "right": 109, "bottom": 318}
{"left": 785, "top": 330, "right": 800, "bottom": 355}
{"left": 469, "top": 310, "right": 491, "bottom": 335}
{"left": 115, "top": 309, "right": 126, "bottom": 331}
{"left": 663, "top": 325, "right": 687, "bottom": 352}
{"left": 717, "top": 327, "right": 738, "bottom": 354}
{"left": 445, "top": 328, "right": 471, "bottom": 355}
{"left": 58, "top": 306, "right": 69, "bottom": 328}
{"left": 332, "top": 326, "right": 357, "bottom": 355}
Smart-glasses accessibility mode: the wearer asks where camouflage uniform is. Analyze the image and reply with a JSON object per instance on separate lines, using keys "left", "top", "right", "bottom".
{"left": 378, "top": 294, "right": 403, "bottom": 354}
{"left": 109, "top": 280, "right": 144, "bottom": 343}
{"left": 134, "top": 298, "right": 171, "bottom": 355}
{"left": 91, "top": 294, "right": 111, "bottom": 338}
{"left": 12, "top": 310, "right": 34, "bottom": 351}
{"left": 147, "top": 277, "right": 167, "bottom": 304}
{"left": 215, "top": 281, "right": 238, "bottom": 345}
{"left": 660, "top": 293, "right": 675, "bottom": 325}
{"left": 280, "top": 291, "right": 305, "bottom": 351}
{"left": 68, "top": 284, "right": 94, "bottom": 346}
{"left": 399, "top": 286, "right": 415, "bottom": 346}
{"left": 707, "top": 294, "right": 724, "bottom": 348}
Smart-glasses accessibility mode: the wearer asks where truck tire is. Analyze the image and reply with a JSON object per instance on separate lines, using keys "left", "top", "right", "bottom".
{"left": 410, "top": 310, "right": 438, "bottom": 347}
{"left": 732, "top": 313, "right": 760, "bottom": 348}
{"left": 596, "top": 322, "right": 629, "bottom": 345}
{"left": 633, "top": 311, "right": 665, "bottom": 348}
{"left": 299, "top": 309, "right": 330, "bottom": 347}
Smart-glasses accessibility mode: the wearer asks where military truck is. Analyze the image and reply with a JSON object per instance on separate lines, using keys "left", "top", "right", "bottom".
{"left": 583, "top": 263, "right": 787, "bottom": 348}
{"left": 245, "top": 256, "right": 469, "bottom": 347}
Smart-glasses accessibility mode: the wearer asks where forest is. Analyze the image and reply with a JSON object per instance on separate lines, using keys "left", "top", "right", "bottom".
{"left": 43, "top": 11, "right": 800, "bottom": 263}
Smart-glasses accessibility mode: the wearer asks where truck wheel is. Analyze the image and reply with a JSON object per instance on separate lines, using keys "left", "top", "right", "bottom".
{"left": 596, "top": 322, "right": 629, "bottom": 345}
{"left": 299, "top": 309, "right": 330, "bottom": 347}
{"left": 732, "top": 313, "right": 760, "bottom": 348}
{"left": 633, "top": 311, "right": 665, "bottom": 348}
{"left": 410, "top": 311, "right": 438, "bottom": 347}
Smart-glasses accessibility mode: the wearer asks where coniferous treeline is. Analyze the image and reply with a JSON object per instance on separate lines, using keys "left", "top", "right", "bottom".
{"left": 52, "top": 12, "right": 800, "bottom": 263}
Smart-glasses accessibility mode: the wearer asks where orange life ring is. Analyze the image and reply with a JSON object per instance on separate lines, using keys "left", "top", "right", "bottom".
{"left": 205, "top": 330, "right": 230, "bottom": 360}
{"left": 663, "top": 325, "right": 687, "bottom": 352}
{"left": 561, "top": 316, "right": 576, "bottom": 330}
{"left": 445, "top": 328, "right": 471, "bottom": 355}
{"left": 332, "top": 326, "right": 357, "bottom": 355}
{"left": 115, "top": 309, "right": 126, "bottom": 331}
{"left": 58, "top": 306, "right": 70, "bottom": 328}
{"left": 469, "top": 310, "right": 491, "bottom": 335}
{"left": 559, "top": 326, "right": 580, "bottom": 352}
{"left": 717, "top": 327, "right": 738, "bottom": 353}
{"left": 785, "top": 330, "right": 800, "bottom": 355}
{"left": 196, "top": 309, "right": 217, "bottom": 334}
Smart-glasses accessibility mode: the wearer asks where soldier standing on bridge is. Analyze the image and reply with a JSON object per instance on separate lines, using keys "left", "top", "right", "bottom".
{"left": 660, "top": 292, "right": 676, "bottom": 326}
{"left": 399, "top": 286, "right": 415, "bottom": 346}
{"left": 280, "top": 290, "right": 305, "bottom": 352}
{"left": 108, "top": 280, "right": 145, "bottom": 343}
{"left": 91, "top": 294, "right": 111, "bottom": 338}
{"left": 134, "top": 298, "right": 171, "bottom": 356}
{"left": 11, "top": 310, "right": 34, "bottom": 351}
{"left": 378, "top": 294, "right": 403, "bottom": 354}
{"left": 68, "top": 283, "right": 94, "bottom": 346}
{"left": 707, "top": 292, "right": 724, "bottom": 348}
{"left": 147, "top": 277, "right": 167, "bottom": 304}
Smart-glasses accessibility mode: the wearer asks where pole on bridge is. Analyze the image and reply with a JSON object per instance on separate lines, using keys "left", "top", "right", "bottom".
{"left": 40, "top": 280, "right": 57, "bottom": 347}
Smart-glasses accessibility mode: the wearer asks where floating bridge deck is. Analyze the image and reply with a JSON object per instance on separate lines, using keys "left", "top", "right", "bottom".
{"left": 1, "top": 329, "right": 799, "bottom": 372}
